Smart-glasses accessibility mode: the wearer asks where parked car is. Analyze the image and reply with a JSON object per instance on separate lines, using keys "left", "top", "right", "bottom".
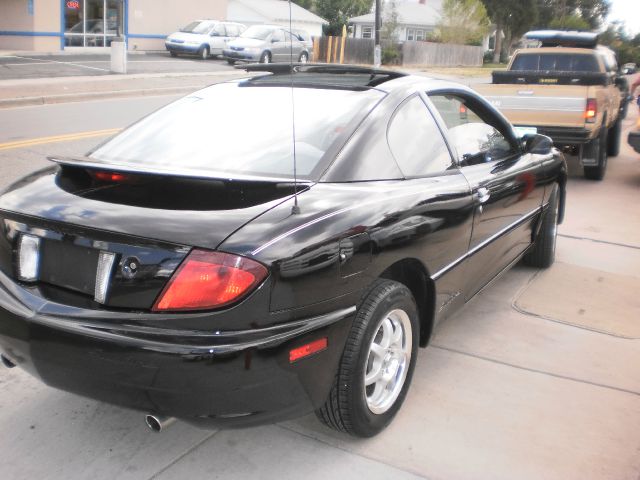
{"left": 292, "top": 28, "right": 313, "bottom": 53}
{"left": 0, "top": 65, "right": 566, "bottom": 437}
{"left": 475, "top": 30, "right": 628, "bottom": 181}
{"left": 165, "top": 20, "right": 246, "bottom": 59}
{"left": 223, "top": 25, "right": 310, "bottom": 64}
{"left": 622, "top": 63, "right": 637, "bottom": 75}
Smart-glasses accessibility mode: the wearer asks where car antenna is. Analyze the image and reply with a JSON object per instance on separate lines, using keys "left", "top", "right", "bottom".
{"left": 288, "top": 0, "right": 301, "bottom": 214}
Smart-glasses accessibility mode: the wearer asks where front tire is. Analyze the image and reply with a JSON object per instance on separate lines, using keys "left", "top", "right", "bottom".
{"left": 259, "top": 51, "right": 271, "bottom": 64}
{"left": 198, "top": 46, "right": 210, "bottom": 60}
{"left": 523, "top": 185, "right": 559, "bottom": 268}
{"left": 169, "top": 51, "right": 177, "bottom": 57}
{"left": 316, "top": 280, "right": 419, "bottom": 437}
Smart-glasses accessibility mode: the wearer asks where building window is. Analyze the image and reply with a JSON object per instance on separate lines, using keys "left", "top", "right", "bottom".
{"left": 407, "top": 29, "right": 415, "bottom": 41}
{"left": 416, "top": 29, "right": 425, "bottom": 41}
{"left": 362, "top": 26, "right": 373, "bottom": 39}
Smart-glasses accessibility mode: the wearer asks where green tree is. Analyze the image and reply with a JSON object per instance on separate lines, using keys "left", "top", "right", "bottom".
{"left": 536, "top": 0, "right": 609, "bottom": 30}
{"left": 548, "top": 13, "right": 590, "bottom": 30}
{"left": 316, "top": 0, "right": 374, "bottom": 36}
{"left": 292, "top": 0, "right": 315, "bottom": 10}
{"left": 381, "top": 0, "right": 400, "bottom": 41}
{"left": 482, "top": 0, "right": 538, "bottom": 62}
{"left": 437, "top": 0, "right": 490, "bottom": 46}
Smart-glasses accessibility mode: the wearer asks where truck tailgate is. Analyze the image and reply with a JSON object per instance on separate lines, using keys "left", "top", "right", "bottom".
{"left": 474, "top": 84, "right": 589, "bottom": 128}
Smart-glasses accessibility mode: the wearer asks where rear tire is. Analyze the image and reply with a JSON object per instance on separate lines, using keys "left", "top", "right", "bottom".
{"left": 226, "top": 59, "right": 235, "bottom": 65}
{"left": 583, "top": 127, "right": 608, "bottom": 181}
{"left": 523, "top": 185, "right": 559, "bottom": 269}
{"left": 169, "top": 51, "right": 177, "bottom": 57}
{"left": 315, "top": 280, "right": 419, "bottom": 438}
{"left": 607, "top": 117, "right": 622, "bottom": 157}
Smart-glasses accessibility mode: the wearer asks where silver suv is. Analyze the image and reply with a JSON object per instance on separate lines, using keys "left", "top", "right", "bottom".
{"left": 223, "top": 25, "right": 310, "bottom": 64}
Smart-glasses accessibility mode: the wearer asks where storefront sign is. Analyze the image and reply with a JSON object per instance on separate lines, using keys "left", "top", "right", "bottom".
{"left": 67, "top": 1, "right": 81, "bottom": 9}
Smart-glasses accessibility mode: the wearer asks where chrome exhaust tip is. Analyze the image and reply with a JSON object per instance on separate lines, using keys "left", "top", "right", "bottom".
{"left": 145, "top": 414, "right": 176, "bottom": 432}
{"left": 1, "top": 354, "right": 16, "bottom": 369}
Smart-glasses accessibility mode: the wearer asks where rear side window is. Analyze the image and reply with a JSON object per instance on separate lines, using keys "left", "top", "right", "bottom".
{"left": 511, "top": 53, "right": 599, "bottom": 72}
{"left": 387, "top": 95, "right": 453, "bottom": 177}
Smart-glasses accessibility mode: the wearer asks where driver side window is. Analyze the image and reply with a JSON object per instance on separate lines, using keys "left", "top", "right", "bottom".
{"left": 429, "top": 94, "right": 516, "bottom": 166}
{"left": 271, "top": 30, "right": 284, "bottom": 42}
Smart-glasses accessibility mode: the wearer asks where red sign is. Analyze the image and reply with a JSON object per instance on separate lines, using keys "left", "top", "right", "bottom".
{"left": 66, "top": 1, "right": 80, "bottom": 9}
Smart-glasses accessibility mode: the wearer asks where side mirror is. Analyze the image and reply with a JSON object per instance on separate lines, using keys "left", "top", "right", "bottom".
{"left": 522, "top": 133, "right": 553, "bottom": 155}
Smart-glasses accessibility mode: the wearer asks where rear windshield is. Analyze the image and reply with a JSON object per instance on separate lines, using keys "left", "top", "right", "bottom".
{"left": 510, "top": 53, "right": 600, "bottom": 72}
{"left": 88, "top": 82, "right": 383, "bottom": 180}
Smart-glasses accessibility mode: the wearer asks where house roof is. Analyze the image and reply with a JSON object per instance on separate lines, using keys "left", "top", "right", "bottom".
{"left": 349, "top": 1, "right": 441, "bottom": 27}
{"left": 231, "top": 0, "right": 328, "bottom": 25}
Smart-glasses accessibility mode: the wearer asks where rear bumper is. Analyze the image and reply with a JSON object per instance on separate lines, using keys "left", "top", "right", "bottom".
{"left": 629, "top": 131, "right": 640, "bottom": 154}
{"left": 0, "top": 273, "right": 355, "bottom": 428}
{"left": 521, "top": 126, "right": 594, "bottom": 146}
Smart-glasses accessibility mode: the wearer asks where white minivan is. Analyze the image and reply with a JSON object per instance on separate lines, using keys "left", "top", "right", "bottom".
{"left": 165, "top": 20, "right": 246, "bottom": 60}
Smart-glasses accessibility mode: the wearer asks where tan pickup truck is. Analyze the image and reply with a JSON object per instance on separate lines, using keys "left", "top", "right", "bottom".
{"left": 475, "top": 31, "right": 630, "bottom": 180}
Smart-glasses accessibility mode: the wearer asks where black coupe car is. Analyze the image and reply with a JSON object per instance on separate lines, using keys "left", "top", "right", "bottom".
{"left": 0, "top": 65, "right": 566, "bottom": 437}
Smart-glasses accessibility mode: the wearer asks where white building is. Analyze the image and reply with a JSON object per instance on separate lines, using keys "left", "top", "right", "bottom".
{"left": 349, "top": 0, "right": 442, "bottom": 42}
{"left": 227, "top": 0, "right": 327, "bottom": 37}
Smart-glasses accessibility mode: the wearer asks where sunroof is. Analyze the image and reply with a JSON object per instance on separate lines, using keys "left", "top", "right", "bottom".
{"left": 238, "top": 64, "right": 406, "bottom": 89}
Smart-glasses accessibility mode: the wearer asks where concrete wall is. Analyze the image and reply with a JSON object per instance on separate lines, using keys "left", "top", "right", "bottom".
{"left": 127, "top": 0, "right": 228, "bottom": 50}
{"left": 0, "top": 0, "right": 59, "bottom": 51}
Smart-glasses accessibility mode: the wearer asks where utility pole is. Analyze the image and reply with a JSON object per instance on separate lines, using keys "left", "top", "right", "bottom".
{"left": 374, "top": 0, "right": 381, "bottom": 67}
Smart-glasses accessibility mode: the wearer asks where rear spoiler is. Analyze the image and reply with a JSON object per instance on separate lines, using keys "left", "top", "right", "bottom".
{"left": 492, "top": 70, "right": 611, "bottom": 87}
{"left": 48, "top": 155, "right": 312, "bottom": 185}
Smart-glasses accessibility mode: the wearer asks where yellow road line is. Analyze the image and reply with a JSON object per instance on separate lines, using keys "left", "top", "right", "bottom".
{"left": 0, "top": 128, "right": 122, "bottom": 152}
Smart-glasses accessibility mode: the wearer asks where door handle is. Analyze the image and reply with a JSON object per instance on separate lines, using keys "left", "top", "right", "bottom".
{"left": 476, "top": 187, "right": 490, "bottom": 204}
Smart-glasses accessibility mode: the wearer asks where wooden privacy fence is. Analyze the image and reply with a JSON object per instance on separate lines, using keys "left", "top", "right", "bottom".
{"left": 313, "top": 37, "right": 374, "bottom": 65}
{"left": 313, "top": 37, "right": 483, "bottom": 67}
{"left": 402, "top": 41, "right": 483, "bottom": 67}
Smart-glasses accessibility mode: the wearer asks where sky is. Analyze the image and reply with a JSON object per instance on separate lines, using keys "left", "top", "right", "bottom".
{"left": 607, "top": 0, "right": 640, "bottom": 36}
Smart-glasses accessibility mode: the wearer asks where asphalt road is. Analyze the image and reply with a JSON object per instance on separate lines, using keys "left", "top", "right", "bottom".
{"left": 0, "top": 52, "right": 235, "bottom": 80}
{"left": 0, "top": 97, "right": 639, "bottom": 480}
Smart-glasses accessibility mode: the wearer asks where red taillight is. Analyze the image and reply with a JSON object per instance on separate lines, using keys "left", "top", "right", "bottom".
{"left": 152, "top": 250, "right": 268, "bottom": 311}
{"left": 91, "top": 170, "right": 130, "bottom": 182}
{"left": 289, "top": 338, "right": 328, "bottom": 363}
{"left": 585, "top": 98, "right": 597, "bottom": 123}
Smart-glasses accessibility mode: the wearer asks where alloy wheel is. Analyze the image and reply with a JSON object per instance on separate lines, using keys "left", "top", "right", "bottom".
{"left": 364, "top": 308, "right": 412, "bottom": 415}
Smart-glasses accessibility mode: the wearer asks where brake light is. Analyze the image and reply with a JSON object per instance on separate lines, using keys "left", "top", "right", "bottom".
{"left": 153, "top": 250, "right": 268, "bottom": 311}
{"left": 585, "top": 98, "right": 597, "bottom": 123}
{"left": 91, "top": 170, "right": 130, "bottom": 182}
